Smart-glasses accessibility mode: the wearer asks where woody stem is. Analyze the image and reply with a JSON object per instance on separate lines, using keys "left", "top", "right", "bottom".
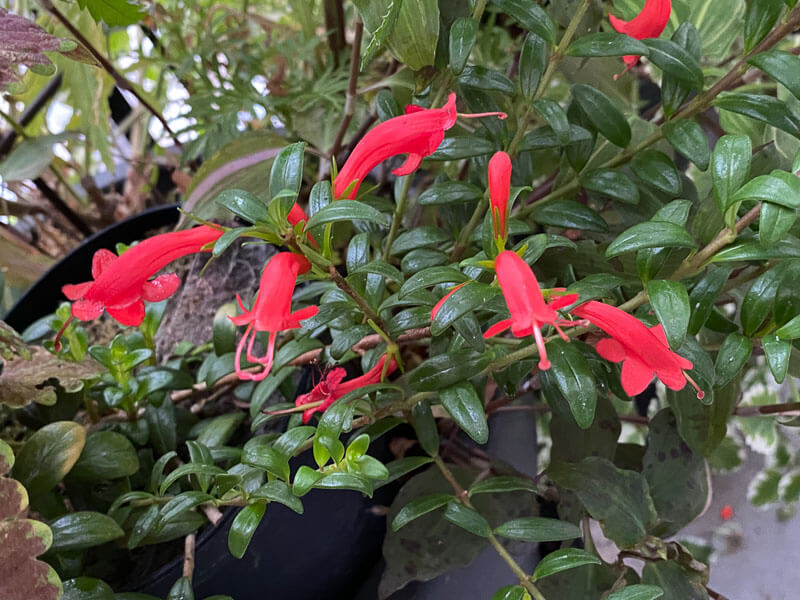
{"left": 433, "top": 456, "right": 547, "bottom": 600}
{"left": 327, "top": 265, "right": 386, "bottom": 331}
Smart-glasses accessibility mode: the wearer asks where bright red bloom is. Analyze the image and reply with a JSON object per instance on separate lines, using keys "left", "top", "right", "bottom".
{"left": 489, "top": 151, "right": 512, "bottom": 244}
{"left": 333, "top": 92, "right": 507, "bottom": 199}
{"left": 287, "top": 202, "right": 318, "bottom": 247}
{"left": 61, "top": 225, "right": 223, "bottom": 327}
{"left": 295, "top": 355, "right": 398, "bottom": 423}
{"left": 720, "top": 504, "right": 734, "bottom": 521}
{"left": 572, "top": 300, "right": 704, "bottom": 399}
{"left": 230, "top": 252, "right": 318, "bottom": 382}
{"left": 431, "top": 282, "right": 468, "bottom": 321}
{"left": 609, "top": 0, "right": 672, "bottom": 69}
{"left": 484, "top": 251, "right": 578, "bottom": 370}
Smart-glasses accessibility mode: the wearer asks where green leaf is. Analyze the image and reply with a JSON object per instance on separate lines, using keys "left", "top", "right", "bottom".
{"left": 250, "top": 480, "right": 304, "bottom": 514}
{"left": 711, "top": 237, "right": 800, "bottom": 262}
{"left": 159, "top": 492, "right": 215, "bottom": 524}
{"left": 666, "top": 382, "right": 738, "bottom": 456}
{"left": 380, "top": 456, "right": 434, "bottom": 487}
{"left": 159, "top": 463, "right": 225, "bottom": 495}
{"left": 688, "top": 266, "right": 732, "bottom": 334}
{"left": 489, "top": 0, "right": 555, "bottom": 43}
{"left": 543, "top": 339, "right": 597, "bottom": 429}
{"left": 269, "top": 142, "right": 305, "bottom": 207}
{"left": 355, "top": 0, "right": 439, "bottom": 70}
{"left": 358, "top": 0, "right": 403, "bottom": 69}
{"left": 13, "top": 422, "right": 85, "bottom": 497}
{"left": 582, "top": 169, "right": 640, "bottom": 204}
{"left": 458, "top": 66, "right": 514, "bottom": 93}
{"left": 642, "top": 410, "right": 709, "bottom": 537}
{"left": 548, "top": 458, "right": 657, "bottom": 548}
{"left": 631, "top": 150, "right": 682, "bottom": 196}
{"left": 128, "top": 504, "right": 160, "bottom": 549}
{"left": 391, "top": 493, "right": 454, "bottom": 531}
{"left": 711, "top": 134, "right": 752, "bottom": 215}
{"left": 777, "top": 313, "right": 800, "bottom": 339}
{"left": 292, "top": 465, "right": 323, "bottom": 496}
{"left": 641, "top": 560, "right": 708, "bottom": 600}
{"left": 449, "top": 17, "right": 478, "bottom": 75}
{"left": 763, "top": 334, "right": 791, "bottom": 383}
{"left": 519, "top": 33, "right": 549, "bottom": 99}
{"left": 760, "top": 202, "right": 797, "bottom": 247}
{"left": 662, "top": 119, "right": 710, "bottom": 171}
{"left": 418, "top": 181, "right": 483, "bottom": 205}
{"left": 748, "top": 50, "right": 800, "bottom": 101}
{"left": 351, "top": 259, "right": 404, "bottom": 284}
{"left": 314, "top": 472, "right": 374, "bottom": 496}
{"left": 442, "top": 501, "right": 492, "bottom": 537}
{"left": 642, "top": 39, "right": 704, "bottom": 88}
{"left": 494, "top": 517, "right": 581, "bottom": 542}
{"left": 431, "top": 282, "right": 498, "bottom": 336}
{"left": 744, "top": 0, "right": 784, "bottom": 52}
{"left": 572, "top": 84, "right": 631, "bottom": 147}
{"left": 305, "top": 199, "right": 389, "bottom": 229}
{"left": 228, "top": 502, "right": 266, "bottom": 559}
{"left": 714, "top": 92, "right": 800, "bottom": 137}
{"left": 520, "top": 124, "right": 593, "bottom": 150}
{"left": 77, "top": 0, "right": 146, "bottom": 26}
{"left": 0, "top": 133, "right": 70, "bottom": 182}
{"left": 428, "top": 136, "right": 497, "bottom": 160}
{"left": 532, "top": 548, "right": 602, "bottom": 581}
{"left": 606, "top": 222, "right": 696, "bottom": 258}
{"left": 533, "top": 99, "right": 570, "bottom": 146}
{"left": 646, "top": 280, "right": 690, "bottom": 348}
{"left": 731, "top": 174, "right": 800, "bottom": 209}
{"left": 530, "top": 199, "right": 607, "bottom": 232}
{"left": 390, "top": 227, "right": 451, "bottom": 255}
{"left": 492, "top": 586, "right": 531, "bottom": 600}
{"left": 400, "top": 267, "right": 468, "bottom": 298}
{"left": 196, "top": 413, "right": 246, "bottom": 448}
{"left": 242, "top": 439, "right": 290, "bottom": 481}
{"left": 166, "top": 578, "right": 194, "bottom": 600}
{"left": 566, "top": 32, "right": 649, "bottom": 57}
{"left": 606, "top": 585, "right": 665, "bottom": 600}
{"left": 714, "top": 333, "right": 753, "bottom": 388}
{"left": 411, "top": 400, "right": 440, "bottom": 457}
{"left": 49, "top": 511, "right": 124, "bottom": 552}
{"left": 440, "top": 382, "right": 488, "bottom": 444}
{"left": 68, "top": 431, "right": 138, "bottom": 481}
{"left": 550, "top": 395, "right": 621, "bottom": 464}
{"left": 62, "top": 578, "right": 114, "bottom": 600}
{"left": 214, "top": 189, "right": 269, "bottom": 224}
{"left": 409, "top": 350, "right": 491, "bottom": 391}
{"left": 469, "top": 476, "right": 537, "bottom": 496}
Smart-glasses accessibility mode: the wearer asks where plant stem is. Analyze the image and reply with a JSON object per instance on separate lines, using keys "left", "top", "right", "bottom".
{"left": 329, "top": 19, "right": 364, "bottom": 160}
{"left": 41, "top": 0, "right": 182, "bottom": 148}
{"left": 472, "top": 0, "right": 488, "bottom": 21}
{"left": 450, "top": 190, "right": 489, "bottom": 261}
{"left": 736, "top": 402, "right": 800, "bottom": 416}
{"left": 433, "top": 456, "right": 547, "bottom": 600}
{"left": 328, "top": 264, "right": 386, "bottom": 329}
{"left": 183, "top": 533, "right": 196, "bottom": 581}
{"left": 383, "top": 174, "right": 413, "bottom": 261}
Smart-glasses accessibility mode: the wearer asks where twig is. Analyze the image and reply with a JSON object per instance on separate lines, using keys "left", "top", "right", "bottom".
{"left": 707, "top": 587, "right": 730, "bottom": 600}
{"left": 183, "top": 533, "right": 196, "bottom": 581}
{"left": 328, "top": 264, "right": 386, "bottom": 329}
{"left": 33, "top": 176, "right": 94, "bottom": 237}
{"left": 736, "top": 402, "right": 800, "bottom": 417}
{"left": 329, "top": 19, "right": 363, "bottom": 160}
{"left": 201, "top": 504, "right": 224, "bottom": 526}
{"left": 41, "top": 0, "right": 182, "bottom": 148}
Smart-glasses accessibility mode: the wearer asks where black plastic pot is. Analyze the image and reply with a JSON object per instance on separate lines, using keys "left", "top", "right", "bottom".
{"left": 4, "top": 204, "right": 180, "bottom": 332}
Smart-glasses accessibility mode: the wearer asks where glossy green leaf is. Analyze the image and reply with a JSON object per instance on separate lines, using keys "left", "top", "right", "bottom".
{"left": 777, "top": 313, "right": 800, "bottom": 339}
{"left": 606, "top": 222, "right": 696, "bottom": 258}
{"left": 492, "top": 586, "right": 531, "bottom": 600}
{"left": 61, "top": 577, "right": 114, "bottom": 600}
{"left": 400, "top": 267, "right": 468, "bottom": 298}
{"left": 566, "top": 32, "right": 649, "bottom": 57}
{"left": 532, "top": 548, "right": 602, "bottom": 581}
{"left": 128, "top": 504, "right": 160, "bottom": 549}
{"left": 662, "top": 119, "right": 710, "bottom": 171}
{"left": 227, "top": 502, "right": 266, "bottom": 559}
{"left": 520, "top": 124, "right": 593, "bottom": 150}
{"left": 494, "top": 517, "right": 581, "bottom": 542}
{"left": 519, "top": 32, "right": 548, "bottom": 99}
{"left": 411, "top": 400, "right": 440, "bottom": 457}
{"left": 458, "top": 66, "right": 514, "bottom": 93}
{"left": 469, "top": 475, "right": 536, "bottom": 496}
{"left": 732, "top": 173, "right": 800, "bottom": 209}
{"left": 159, "top": 463, "right": 226, "bottom": 495}
{"left": 490, "top": 0, "right": 555, "bottom": 42}
{"left": 631, "top": 150, "right": 681, "bottom": 196}
{"left": 646, "top": 280, "right": 690, "bottom": 348}
{"left": 49, "top": 511, "right": 124, "bottom": 552}
{"left": 13, "top": 422, "right": 85, "bottom": 497}
{"left": 572, "top": 84, "right": 631, "bottom": 147}
{"left": 711, "top": 237, "right": 800, "bottom": 262}
{"left": 390, "top": 227, "right": 451, "bottom": 255}
{"left": 440, "top": 382, "right": 488, "bottom": 444}
{"left": 428, "top": 136, "right": 497, "bottom": 160}
{"left": 449, "top": 18, "right": 478, "bottom": 75}
{"left": 418, "top": 181, "right": 483, "bottom": 205}
{"left": 355, "top": 0, "right": 439, "bottom": 70}
{"left": 715, "top": 92, "right": 800, "bottom": 137}
{"left": 442, "top": 501, "right": 492, "bottom": 537}
{"left": 165, "top": 577, "right": 194, "bottom": 600}
{"left": 688, "top": 266, "right": 732, "bottom": 334}
{"left": 763, "top": 334, "right": 792, "bottom": 383}
{"left": 744, "top": 0, "right": 784, "bottom": 51}
{"left": 69, "top": 431, "right": 139, "bottom": 481}
{"left": 391, "top": 493, "right": 454, "bottom": 531}
{"left": 214, "top": 189, "right": 269, "bottom": 224}
{"left": 530, "top": 199, "right": 607, "bottom": 231}
{"left": 606, "top": 585, "right": 665, "bottom": 600}
{"left": 760, "top": 202, "right": 797, "bottom": 247}
{"left": 250, "top": 480, "right": 304, "bottom": 514}
{"left": 431, "top": 282, "right": 498, "bottom": 336}
{"left": 711, "top": 134, "right": 752, "bottom": 215}
{"left": 409, "top": 350, "right": 491, "bottom": 391}
{"left": 748, "top": 50, "right": 800, "bottom": 101}
{"left": 581, "top": 169, "right": 639, "bottom": 204}
{"left": 305, "top": 199, "right": 389, "bottom": 229}
{"left": 543, "top": 339, "right": 597, "bottom": 429}
{"left": 641, "top": 560, "right": 708, "bottom": 600}
{"left": 533, "top": 99, "right": 570, "bottom": 146}
{"left": 714, "top": 333, "right": 753, "bottom": 388}
{"left": 77, "top": 0, "right": 146, "bottom": 26}
{"left": 642, "top": 38, "right": 704, "bottom": 87}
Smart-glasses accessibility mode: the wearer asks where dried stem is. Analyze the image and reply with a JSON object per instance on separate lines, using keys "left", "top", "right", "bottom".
{"left": 183, "top": 533, "right": 196, "bottom": 581}
{"left": 328, "top": 19, "right": 364, "bottom": 160}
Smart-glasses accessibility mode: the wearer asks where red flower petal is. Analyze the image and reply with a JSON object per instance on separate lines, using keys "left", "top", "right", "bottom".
{"left": 91, "top": 248, "right": 118, "bottom": 279}
{"left": 620, "top": 357, "right": 655, "bottom": 396}
{"left": 141, "top": 273, "right": 181, "bottom": 302}
{"left": 106, "top": 300, "right": 146, "bottom": 326}
{"left": 71, "top": 299, "right": 104, "bottom": 321}
{"left": 596, "top": 337, "right": 626, "bottom": 363}
{"left": 62, "top": 281, "right": 93, "bottom": 301}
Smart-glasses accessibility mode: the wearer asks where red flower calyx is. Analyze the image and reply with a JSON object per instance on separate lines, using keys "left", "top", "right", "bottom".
{"left": 333, "top": 92, "right": 507, "bottom": 199}
{"left": 294, "top": 355, "right": 398, "bottom": 423}
{"left": 230, "top": 252, "right": 318, "bottom": 382}
{"left": 484, "top": 250, "right": 578, "bottom": 370}
{"left": 572, "top": 300, "right": 704, "bottom": 399}
{"left": 609, "top": 0, "right": 672, "bottom": 73}
{"left": 489, "top": 151, "right": 512, "bottom": 248}
{"left": 59, "top": 225, "right": 223, "bottom": 341}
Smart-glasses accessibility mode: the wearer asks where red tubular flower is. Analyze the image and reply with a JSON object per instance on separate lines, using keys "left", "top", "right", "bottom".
{"left": 484, "top": 251, "right": 578, "bottom": 370}
{"left": 609, "top": 0, "right": 672, "bottom": 70}
{"left": 431, "top": 282, "right": 468, "bottom": 321}
{"left": 287, "top": 202, "right": 318, "bottom": 247}
{"left": 230, "top": 252, "right": 318, "bottom": 382}
{"left": 295, "top": 355, "right": 398, "bottom": 423}
{"left": 572, "top": 300, "right": 704, "bottom": 399}
{"left": 489, "top": 151, "right": 512, "bottom": 244}
{"left": 61, "top": 225, "right": 223, "bottom": 328}
{"left": 333, "top": 92, "right": 507, "bottom": 199}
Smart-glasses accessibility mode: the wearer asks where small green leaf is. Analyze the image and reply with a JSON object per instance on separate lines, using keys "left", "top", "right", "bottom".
{"left": 688, "top": 266, "right": 732, "bottom": 334}
{"left": 418, "top": 181, "right": 483, "bottom": 205}
{"left": 494, "top": 517, "right": 581, "bottom": 542}
{"left": 449, "top": 17, "right": 478, "bottom": 75}
{"left": 13, "top": 422, "right": 86, "bottom": 497}
{"left": 542, "top": 339, "right": 597, "bottom": 429}
{"left": 492, "top": 586, "right": 531, "bottom": 600}
{"left": 214, "top": 189, "right": 269, "bottom": 224}
{"left": 606, "top": 585, "right": 665, "bottom": 600}
{"left": 519, "top": 33, "right": 548, "bottom": 99}
{"left": 431, "top": 282, "right": 498, "bottom": 336}
{"left": 646, "top": 280, "right": 690, "bottom": 348}
{"left": 662, "top": 119, "right": 710, "bottom": 171}
{"left": 566, "top": 32, "right": 649, "bottom": 57}
{"left": 458, "top": 66, "right": 515, "bottom": 93}
{"left": 269, "top": 142, "right": 304, "bottom": 201}
{"left": 440, "top": 382, "right": 488, "bottom": 444}
{"left": 391, "top": 493, "right": 454, "bottom": 531}
{"left": 306, "top": 199, "right": 389, "bottom": 229}
{"left": 399, "top": 267, "right": 468, "bottom": 298}
{"left": 714, "top": 333, "right": 752, "bottom": 388}
{"left": 748, "top": 50, "right": 800, "bottom": 101}
{"left": 68, "top": 431, "right": 139, "bottom": 481}
{"left": 763, "top": 335, "right": 791, "bottom": 383}
{"left": 777, "top": 314, "right": 800, "bottom": 339}
{"left": 428, "top": 136, "right": 497, "bottom": 160}
{"left": 228, "top": 502, "right": 266, "bottom": 559}
{"left": 411, "top": 401, "right": 440, "bottom": 457}
{"left": 533, "top": 99, "right": 570, "bottom": 146}
{"left": 250, "top": 480, "right": 304, "bottom": 514}
{"left": 314, "top": 472, "right": 374, "bottom": 496}
{"left": 166, "top": 577, "right": 194, "bottom": 600}
{"left": 490, "top": 0, "right": 555, "bottom": 42}
{"left": 744, "top": 0, "right": 784, "bottom": 52}
{"left": 606, "top": 222, "right": 696, "bottom": 258}
{"left": 760, "top": 202, "right": 797, "bottom": 247}
{"left": 409, "top": 350, "right": 491, "bottom": 391}
{"left": 572, "top": 84, "right": 631, "bottom": 147}
{"left": 530, "top": 199, "right": 607, "bottom": 232}
{"left": 731, "top": 174, "right": 800, "bottom": 209}
{"left": 711, "top": 134, "right": 752, "bottom": 216}
{"left": 532, "top": 548, "right": 602, "bottom": 581}
{"left": 49, "top": 511, "right": 124, "bottom": 552}
{"left": 582, "top": 169, "right": 639, "bottom": 204}
{"left": 442, "top": 501, "right": 492, "bottom": 537}
{"left": 642, "top": 38, "right": 704, "bottom": 88}
{"left": 715, "top": 92, "right": 800, "bottom": 137}
{"left": 128, "top": 504, "right": 160, "bottom": 549}
{"left": 631, "top": 150, "right": 681, "bottom": 196}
